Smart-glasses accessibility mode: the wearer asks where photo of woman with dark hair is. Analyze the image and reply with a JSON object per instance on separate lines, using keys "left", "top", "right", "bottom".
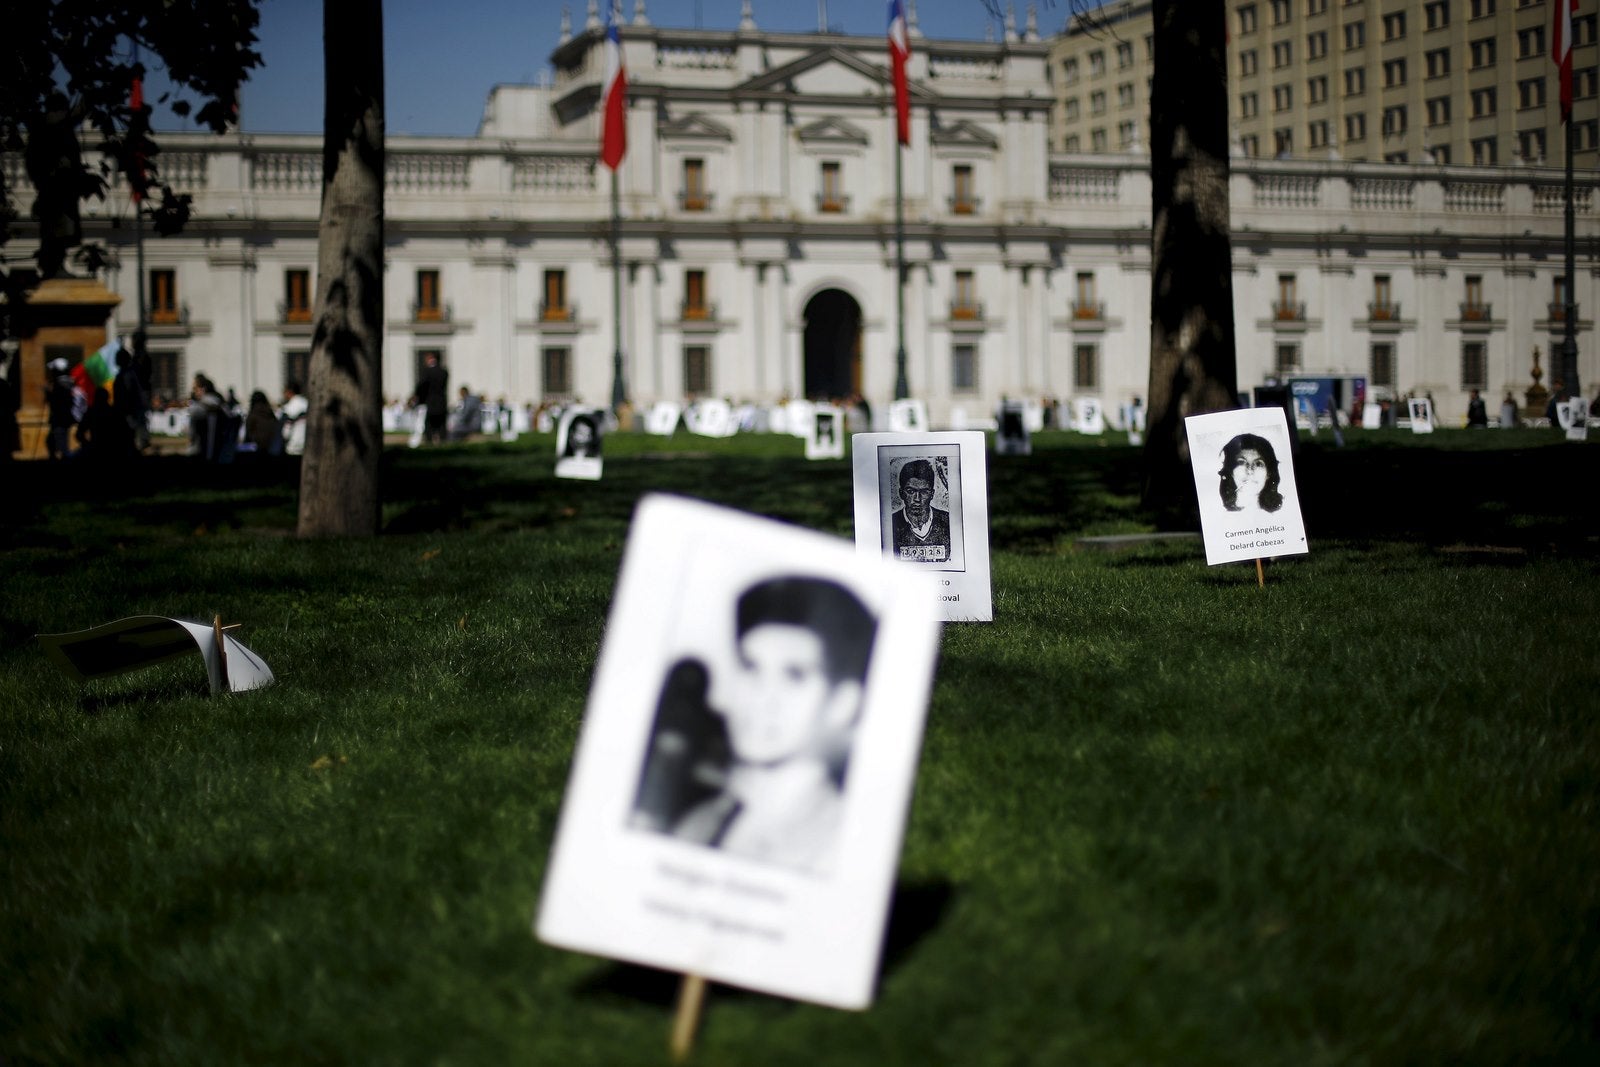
{"left": 1218, "top": 433, "right": 1284, "bottom": 515}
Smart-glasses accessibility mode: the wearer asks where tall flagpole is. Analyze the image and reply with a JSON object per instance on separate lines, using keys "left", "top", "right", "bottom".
{"left": 1561, "top": 104, "right": 1578, "bottom": 398}
{"left": 895, "top": 142, "right": 908, "bottom": 400}
{"left": 611, "top": 169, "right": 625, "bottom": 410}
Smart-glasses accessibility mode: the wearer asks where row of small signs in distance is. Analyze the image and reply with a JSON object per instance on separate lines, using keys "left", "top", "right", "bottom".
{"left": 538, "top": 406, "right": 1310, "bottom": 1017}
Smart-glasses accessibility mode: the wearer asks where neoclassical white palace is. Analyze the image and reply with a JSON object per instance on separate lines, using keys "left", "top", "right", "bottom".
{"left": 8, "top": 5, "right": 1596, "bottom": 424}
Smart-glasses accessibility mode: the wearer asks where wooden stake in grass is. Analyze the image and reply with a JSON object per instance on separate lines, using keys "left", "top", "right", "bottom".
{"left": 670, "top": 973, "right": 707, "bottom": 1062}
{"left": 1256, "top": 558, "right": 1265, "bottom": 588}
{"left": 212, "top": 615, "right": 230, "bottom": 691}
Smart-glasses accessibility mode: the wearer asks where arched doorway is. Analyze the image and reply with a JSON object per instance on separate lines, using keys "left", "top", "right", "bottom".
{"left": 802, "top": 289, "right": 862, "bottom": 400}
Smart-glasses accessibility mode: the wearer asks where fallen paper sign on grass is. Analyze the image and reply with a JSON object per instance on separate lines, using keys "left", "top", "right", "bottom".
{"left": 37, "top": 615, "right": 274, "bottom": 695}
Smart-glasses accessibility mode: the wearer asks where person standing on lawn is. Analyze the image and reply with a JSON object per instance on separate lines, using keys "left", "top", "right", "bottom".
{"left": 410, "top": 352, "right": 449, "bottom": 445}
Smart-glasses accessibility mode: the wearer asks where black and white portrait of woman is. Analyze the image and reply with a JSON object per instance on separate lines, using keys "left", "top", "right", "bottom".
{"left": 555, "top": 407, "right": 605, "bottom": 479}
{"left": 1217, "top": 433, "right": 1284, "bottom": 515}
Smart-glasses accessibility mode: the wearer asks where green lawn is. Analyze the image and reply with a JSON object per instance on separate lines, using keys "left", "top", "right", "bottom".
{"left": 3, "top": 428, "right": 1597, "bottom": 1065}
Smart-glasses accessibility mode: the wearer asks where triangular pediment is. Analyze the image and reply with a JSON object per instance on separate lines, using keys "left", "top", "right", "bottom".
{"left": 796, "top": 116, "right": 870, "bottom": 146}
{"left": 738, "top": 46, "right": 936, "bottom": 100}
{"left": 930, "top": 119, "right": 1000, "bottom": 150}
{"left": 658, "top": 112, "right": 735, "bottom": 141}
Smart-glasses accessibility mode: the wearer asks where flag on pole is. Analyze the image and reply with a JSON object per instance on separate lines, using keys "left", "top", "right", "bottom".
{"left": 1554, "top": 0, "right": 1578, "bottom": 123}
{"left": 888, "top": 0, "right": 911, "bottom": 146}
{"left": 600, "top": 1, "right": 627, "bottom": 170}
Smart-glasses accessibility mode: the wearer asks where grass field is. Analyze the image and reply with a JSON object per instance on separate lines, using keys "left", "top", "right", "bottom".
{"left": 3, "top": 428, "right": 1598, "bottom": 1065}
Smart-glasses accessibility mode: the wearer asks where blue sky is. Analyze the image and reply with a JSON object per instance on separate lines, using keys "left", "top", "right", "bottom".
{"left": 146, "top": 0, "right": 1098, "bottom": 137}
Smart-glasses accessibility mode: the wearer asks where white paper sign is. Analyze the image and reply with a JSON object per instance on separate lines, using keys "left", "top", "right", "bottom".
{"left": 537, "top": 494, "right": 941, "bottom": 1010}
{"left": 1562, "top": 397, "right": 1589, "bottom": 440}
{"left": 1074, "top": 397, "right": 1105, "bottom": 435}
{"left": 37, "top": 615, "right": 274, "bottom": 694}
{"left": 685, "top": 398, "right": 738, "bottom": 438}
{"left": 644, "top": 402, "right": 681, "bottom": 436}
{"left": 887, "top": 398, "right": 928, "bottom": 434}
{"left": 994, "top": 400, "right": 1032, "bottom": 456}
{"left": 1408, "top": 398, "right": 1434, "bottom": 434}
{"left": 806, "top": 405, "right": 846, "bottom": 460}
{"left": 851, "top": 432, "right": 993, "bottom": 622}
{"left": 1184, "top": 407, "right": 1310, "bottom": 566}
{"left": 783, "top": 399, "right": 815, "bottom": 438}
{"left": 555, "top": 407, "right": 604, "bottom": 480}
{"left": 1361, "top": 403, "right": 1384, "bottom": 429}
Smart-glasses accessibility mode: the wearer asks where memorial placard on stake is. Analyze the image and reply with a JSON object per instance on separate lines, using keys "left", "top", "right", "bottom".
{"left": 555, "top": 407, "right": 604, "bottom": 480}
{"left": 887, "top": 398, "right": 928, "bottom": 434}
{"left": 994, "top": 400, "right": 1031, "bottom": 456}
{"left": 1408, "top": 397, "right": 1435, "bottom": 434}
{"left": 851, "top": 431, "right": 993, "bottom": 622}
{"left": 1184, "top": 408, "right": 1309, "bottom": 569}
{"left": 1073, "top": 396, "right": 1105, "bottom": 435}
{"left": 537, "top": 494, "right": 941, "bottom": 1016}
{"left": 806, "top": 404, "right": 846, "bottom": 460}
{"left": 38, "top": 615, "right": 274, "bottom": 694}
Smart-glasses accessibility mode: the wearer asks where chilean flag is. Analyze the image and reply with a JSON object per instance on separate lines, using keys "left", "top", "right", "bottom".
{"left": 1554, "top": 0, "right": 1578, "bottom": 123}
{"left": 888, "top": 0, "right": 910, "bottom": 146}
{"left": 600, "top": 1, "right": 627, "bottom": 170}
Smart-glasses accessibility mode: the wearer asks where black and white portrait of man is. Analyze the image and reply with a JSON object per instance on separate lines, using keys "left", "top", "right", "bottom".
{"left": 886, "top": 457, "right": 954, "bottom": 564}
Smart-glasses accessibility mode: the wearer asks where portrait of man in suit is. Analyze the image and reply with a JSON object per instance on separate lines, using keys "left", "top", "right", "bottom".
{"left": 888, "top": 458, "right": 951, "bottom": 563}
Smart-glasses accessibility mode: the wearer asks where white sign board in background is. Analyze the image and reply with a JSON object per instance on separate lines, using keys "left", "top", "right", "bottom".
{"left": 555, "top": 407, "right": 604, "bottom": 480}
{"left": 806, "top": 404, "right": 846, "bottom": 460}
{"left": 852, "top": 431, "right": 993, "bottom": 622}
{"left": 1184, "top": 407, "right": 1310, "bottom": 567}
{"left": 1073, "top": 397, "right": 1105, "bottom": 435}
{"left": 537, "top": 495, "right": 941, "bottom": 1011}
{"left": 887, "top": 398, "right": 928, "bottom": 434}
{"left": 1408, "top": 397, "right": 1435, "bottom": 434}
{"left": 643, "top": 402, "right": 681, "bottom": 436}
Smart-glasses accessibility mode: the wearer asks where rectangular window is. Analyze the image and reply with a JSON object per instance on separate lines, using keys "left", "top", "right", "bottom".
{"left": 1118, "top": 82, "right": 1135, "bottom": 108}
{"left": 542, "top": 346, "right": 571, "bottom": 395}
{"left": 1382, "top": 104, "right": 1408, "bottom": 135}
{"left": 1384, "top": 150, "right": 1410, "bottom": 163}
{"left": 683, "top": 345, "right": 711, "bottom": 395}
{"left": 682, "top": 158, "right": 707, "bottom": 210}
{"left": 1074, "top": 272, "right": 1100, "bottom": 318}
{"left": 1116, "top": 41, "right": 1134, "bottom": 68}
{"left": 1579, "top": 119, "right": 1600, "bottom": 150}
{"left": 1308, "top": 75, "right": 1329, "bottom": 103}
{"left": 1518, "top": 128, "right": 1546, "bottom": 161}
{"left": 1471, "top": 87, "right": 1497, "bottom": 117}
{"left": 1274, "top": 126, "right": 1294, "bottom": 155}
{"left": 952, "top": 270, "right": 979, "bottom": 319}
{"left": 542, "top": 269, "right": 569, "bottom": 321}
{"left": 1308, "top": 30, "right": 1328, "bottom": 58}
{"left": 1346, "top": 111, "right": 1368, "bottom": 140}
{"left": 150, "top": 268, "right": 178, "bottom": 324}
{"left": 1074, "top": 343, "right": 1099, "bottom": 389}
{"left": 1277, "top": 273, "right": 1300, "bottom": 319}
{"left": 1091, "top": 90, "right": 1107, "bottom": 115}
{"left": 1309, "top": 119, "right": 1331, "bottom": 147}
{"left": 1274, "top": 83, "right": 1295, "bottom": 111}
{"left": 1241, "top": 50, "right": 1260, "bottom": 76}
{"left": 1428, "top": 96, "right": 1452, "bottom": 124}
{"left": 1553, "top": 275, "right": 1571, "bottom": 320}
{"left": 1370, "top": 342, "right": 1395, "bottom": 387}
{"left": 1384, "top": 58, "right": 1407, "bottom": 87}
{"left": 952, "top": 343, "right": 978, "bottom": 392}
{"left": 1433, "top": 143, "right": 1452, "bottom": 164}
{"left": 1345, "top": 67, "right": 1367, "bottom": 95}
{"left": 1241, "top": 133, "right": 1262, "bottom": 156}
{"left": 1518, "top": 26, "right": 1545, "bottom": 58}
{"left": 1118, "top": 120, "right": 1138, "bottom": 148}
{"left": 284, "top": 268, "right": 312, "bottom": 323}
{"left": 1425, "top": 1, "right": 1450, "bottom": 30}
{"left": 1461, "top": 342, "right": 1488, "bottom": 390}
{"left": 1578, "top": 14, "right": 1600, "bottom": 47}
{"left": 683, "top": 269, "right": 709, "bottom": 320}
{"left": 1064, "top": 134, "right": 1081, "bottom": 151}
{"left": 1062, "top": 58, "right": 1078, "bottom": 84}
{"left": 1273, "top": 40, "right": 1294, "bottom": 68}
{"left": 1519, "top": 76, "right": 1547, "bottom": 108}
{"left": 1271, "top": 0, "right": 1292, "bottom": 25}
{"left": 1426, "top": 48, "right": 1451, "bottom": 78}
{"left": 819, "top": 161, "right": 845, "bottom": 212}
{"left": 1471, "top": 136, "right": 1498, "bottom": 163}
{"left": 415, "top": 269, "right": 441, "bottom": 321}
{"left": 1345, "top": 21, "right": 1366, "bottom": 49}
{"left": 1065, "top": 98, "right": 1081, "bottom": 121}
{"left": 1470, "top": 37, "right": 1496, "bottom": 68}
{"left": 1091, "top": 127, "right": 1108, "bottom": 151}
{"left": 284, "top": 350, "right": 311, "bottom": 392}
{"left": 1276, "top": 343, "right": 1300, "bottom": 375}
{"left": 952, "top": 164, "right": 977, "bottom": 214}
{"left": 1372, "top": 274, "right": 1396, "bottom": 318}
{"left": 1470, "top": 0, "right": 1495, "bottom": 17}
{"left": 1239, "top": 4, "right": 1259, "bottom": 35}
{"left": 1306, "top": 0, "right": 1328, "bottom": 14}
{"left": 149, "top": 350, "right": 181, "bottom": 405}
{"left": 1464, "top": 274, "right": 1487, "bottom": 316}
{"left": 1382, "top": 11, "right": 1406, "bottom": 39}
{"left": 1089, "top": 49, "right": 1106, "bottom": 76}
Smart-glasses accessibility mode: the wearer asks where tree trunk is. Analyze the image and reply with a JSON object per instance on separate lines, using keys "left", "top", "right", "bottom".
{"left": 1142, "top": 0, "right": 1239, "bottom": 527}
{"left": 297, "top": 0, "right": 385, "bottom": 538}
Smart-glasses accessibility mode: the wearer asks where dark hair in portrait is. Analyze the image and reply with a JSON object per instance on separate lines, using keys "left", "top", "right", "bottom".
{"left": 1218, "top": 432, "right": 1284, "bottom": 513}
{"left": 898, "top": 457, "right": 935, "bottom": 493}
{"left": 563, "top": 413, "right": 600, "bottom": 458}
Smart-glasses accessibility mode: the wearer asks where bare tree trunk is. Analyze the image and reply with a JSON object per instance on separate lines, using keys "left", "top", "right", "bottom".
{"left": 297, "top": 0, "right": 385, "bottom": 538}
{"left": 1142, "top": 0, "right": 1239, "bottom": 527}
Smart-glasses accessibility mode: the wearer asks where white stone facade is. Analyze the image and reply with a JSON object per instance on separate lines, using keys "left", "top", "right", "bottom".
{"left": 7, "top": 17, "right": 1596, "bottom": 425}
